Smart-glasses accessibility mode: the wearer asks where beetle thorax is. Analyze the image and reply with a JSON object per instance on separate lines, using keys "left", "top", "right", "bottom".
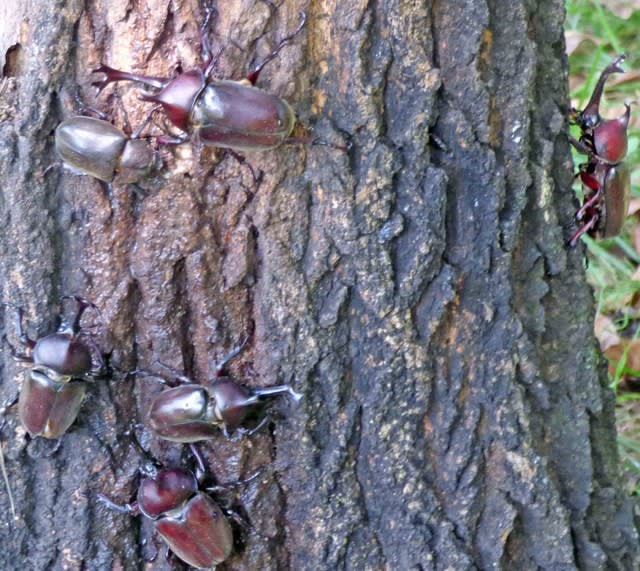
{"left": 33, "top": 332, "right": 93, "bottom": 376}
{"left": 137, "top": 468, "right": 198, "bottom": 519}
{"left": 144, "top": 70, "right": 205, "bottom": 132}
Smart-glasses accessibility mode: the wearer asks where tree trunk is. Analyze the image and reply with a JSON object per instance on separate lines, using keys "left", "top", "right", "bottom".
{"left": 0, "top": 0, "right": 638, "bottom": 569}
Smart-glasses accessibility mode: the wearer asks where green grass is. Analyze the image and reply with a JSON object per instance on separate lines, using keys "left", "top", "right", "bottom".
{"left": 566, "top": 0, "right": 640, "bottom": 495}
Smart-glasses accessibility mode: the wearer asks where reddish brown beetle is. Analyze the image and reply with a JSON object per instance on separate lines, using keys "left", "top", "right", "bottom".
{"left": 97, "top": 443, "right": 256, "bottom": 569}
{"left": 3, "top": 296, "right": 106, "bottom": 439}
{"left": 92, "top": 7, "right": 306, "bottom": 152}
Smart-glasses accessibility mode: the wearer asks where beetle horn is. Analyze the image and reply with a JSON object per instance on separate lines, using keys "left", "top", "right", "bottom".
{"left": 92, "top": 64, "right": 167, "bottom": 92}
{"left": 579, "top": 54, "right": 626, "bottom": 128}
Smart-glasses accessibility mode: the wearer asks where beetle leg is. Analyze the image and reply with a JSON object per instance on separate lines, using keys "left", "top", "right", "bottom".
{"left": 250, "top": 384, "right": 303, "bottom": 403}
{"left": 189, "top": 443, "right": 207, "bottom": 484}
{"left": 236, "top": 416, "right": 270, "bottom": 438}
{"left": 214, "top": 336, "right": 250, "bottom": 376}
{"left": 131, "top": 105, "right": 163, "bottom": 139}
{"left": 73, "top": 89, "right": 108, "bottom": 120}
{"left": 59, "top": 295, "right": 101, "bottom": 335}
{"left": 155, "top": 133, "right": 189, "bottom": 146}
{"left": 568, "top": 215, "right": 599, "bottom": 247}
{"left": 96, "top": 493, "right": 140, "bottom": 516}
{"left": 224, "top": 150, "right": 263, "bottom": 185}
{"left": 3, "top": 303, "right": 36, "bottom": 352}
{"left": 246, "top": 10, "right": 307, "bottom": 85}
{"left": 222, "top": 507, "right": 253, "bottom": 533}
{"left": 207, "top": 466, "right": 266, "bottom": 496}
{"left": 576, "top": 188, "right": 602, "bottom": 220}
{"left": 200, "top": 2, "right": 224, "bottom": 78}
{"left": 0, "top": 394, "right": 19, "bottom": 416}
{"left": 2, "top": 335, "right": 33, "bottom": 363}
{"left": 153, "top": 362, "right": 193, "bottom": 385}
{"left": 568, "top": 135, "right": 594, "bottom": 156}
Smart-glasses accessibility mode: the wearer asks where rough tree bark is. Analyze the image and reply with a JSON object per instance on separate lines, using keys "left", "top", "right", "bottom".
{"left": 0, "top": 0, "right": 638, "bottom": 569}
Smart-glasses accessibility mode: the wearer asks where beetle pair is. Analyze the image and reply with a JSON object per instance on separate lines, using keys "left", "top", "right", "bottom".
{"left": 3, "top": 298, "right": 301, "bottom": 442}
{"left": 56, "top": 8, "right": 307, "bottom": 185}
{"left": 568, "top": 54, "right": 631, "bottom": 246}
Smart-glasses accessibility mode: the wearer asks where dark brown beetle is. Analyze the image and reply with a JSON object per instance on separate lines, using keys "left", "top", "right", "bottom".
{"left": 146, "top": 339, "right": 302, "bottom": 441}
{"left": 92, "top": 7, "right": 306, "bottom": 152}
{"left": 55, "top": 115, "right": 159, "bottom": 184}
{"left": 97, "top": 443, "right": 254, "bottom": 569}
{"left": 3, "top": 296, "right": 106, "bottom": 438}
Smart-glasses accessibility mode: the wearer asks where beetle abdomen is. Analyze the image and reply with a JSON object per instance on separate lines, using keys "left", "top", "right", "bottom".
{"left": 192, "top": 80, "right": 296, "bottom": 151}
{"left": 18, "top": 370, "right": 86, "bottom": 438}
{"left": 156, "top": 493, "right": 233, "bottom": 569}
{"left": 55, "top": 116, "right": 127, "bottom": 182}
{"left": 602, "top": 163, "right": 630, "bottom": 238}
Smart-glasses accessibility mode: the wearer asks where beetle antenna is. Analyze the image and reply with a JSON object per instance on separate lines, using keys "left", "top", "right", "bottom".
{"left": 214, "top": 336, "right": 249, "bottom": 376}
{"left": 59, "top": 296, "right": 101, "bottom": 334}
{"left": 123, "top": 423, "right": 161, "bottom": 477}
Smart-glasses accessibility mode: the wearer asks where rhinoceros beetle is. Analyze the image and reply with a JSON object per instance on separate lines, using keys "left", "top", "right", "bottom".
{"left": 145, "top": 339, "right": 302, "bottom": 442}
{"left": 568, "top": 54, "right": 631, "bottom": 246}
{"left": 97, "top": 442, "right": 256, "bottom": 569}
{"left": 55, "top": 104, "right": 160, "bottom": 184}
{"left": 92, "top": 7, "right": 306, "bottom": 152}
{"left": 2, "top": 296, "right": 106, "bottom": 439}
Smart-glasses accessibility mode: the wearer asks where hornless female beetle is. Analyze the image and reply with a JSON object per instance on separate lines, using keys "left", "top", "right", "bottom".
{"left": 146, "top": 339, "right": 302, "bottom": 442}
{"left": 97, "top": 444, "right": 250, "bottom": 569}
{"left": 3, "top": 296, "right": 106, "bottom": 438}
{"left": 92, "top": 7, "right": 306, "bottom": 152}
{"left": 55, "top": 111, "right": 160, "bottom": 184}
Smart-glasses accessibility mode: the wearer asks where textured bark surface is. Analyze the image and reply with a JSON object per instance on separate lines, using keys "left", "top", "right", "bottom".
{"left": 0, "top": 0, "right": 638, "bottom": 570}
